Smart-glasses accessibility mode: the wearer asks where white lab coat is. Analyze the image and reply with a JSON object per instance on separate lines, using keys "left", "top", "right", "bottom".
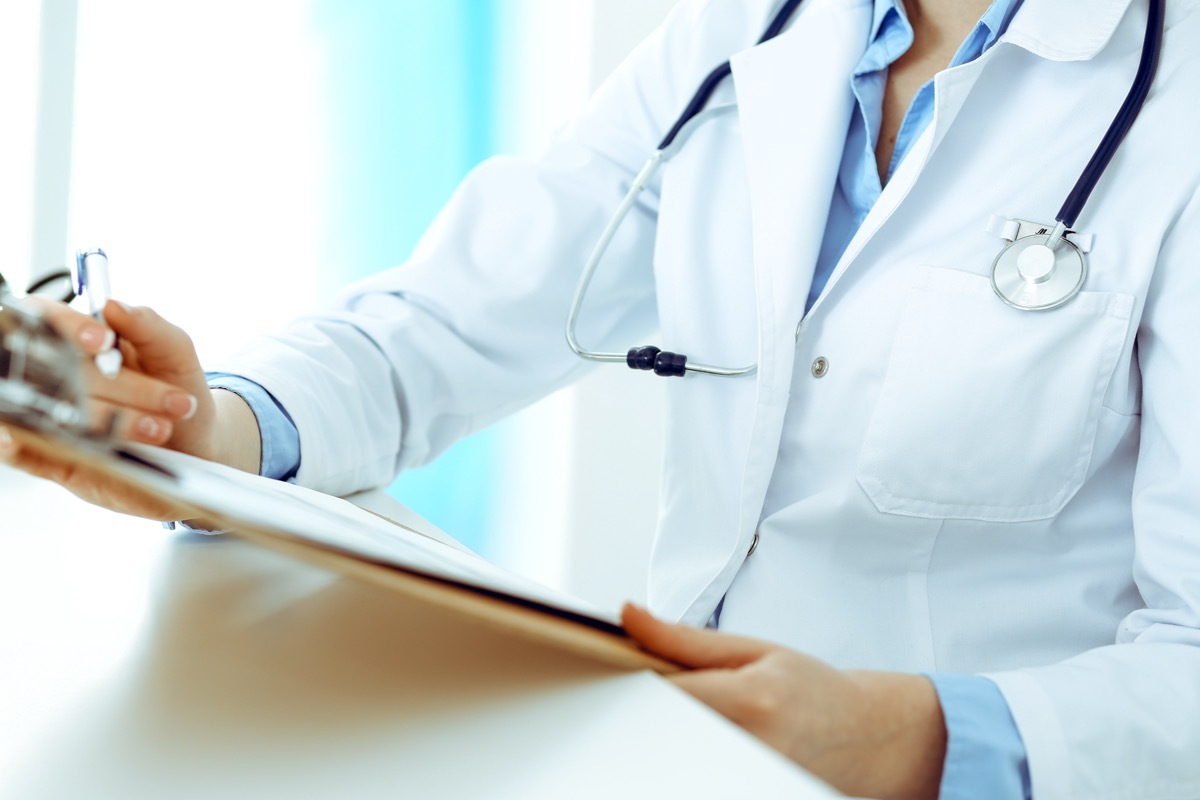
{"left": 220, "top": 0, "right": 1200, "bottom": 796}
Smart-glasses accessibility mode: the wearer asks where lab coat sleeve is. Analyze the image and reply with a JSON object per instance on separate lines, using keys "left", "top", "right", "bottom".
{"left": 213, "top": 0, "right": 768, "bottom": 497}
{"left": 985, "top": 189, "right": 1200, "bottom": 800}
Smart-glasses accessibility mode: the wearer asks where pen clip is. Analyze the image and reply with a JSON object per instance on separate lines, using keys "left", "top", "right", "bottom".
{"left": 73, "top": 248, "right": 109, "bottom": 305}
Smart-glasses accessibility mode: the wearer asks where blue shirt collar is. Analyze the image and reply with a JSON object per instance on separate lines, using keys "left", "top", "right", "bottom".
{"left": 870, "top": 0, "right": 899, "bottom": 42}
{"left": 867, "top": 0, "right": 1024, "bottom": 60}
{"left": 970, "top": 0, "right": 1024, "bottom": 54}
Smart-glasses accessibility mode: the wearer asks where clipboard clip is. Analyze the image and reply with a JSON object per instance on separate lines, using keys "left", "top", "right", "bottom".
{"left": 0, "top": 294, "right": 92, "bottom": 437}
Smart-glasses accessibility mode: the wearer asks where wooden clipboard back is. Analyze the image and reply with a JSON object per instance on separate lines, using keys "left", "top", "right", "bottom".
{"left": 3, "top": 422, "right": 679, "bottom": 674}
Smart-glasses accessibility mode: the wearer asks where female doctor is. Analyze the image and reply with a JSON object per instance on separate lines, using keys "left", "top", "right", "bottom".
{"left": 4, "top": 0, "right": 1200, "bottom": 797}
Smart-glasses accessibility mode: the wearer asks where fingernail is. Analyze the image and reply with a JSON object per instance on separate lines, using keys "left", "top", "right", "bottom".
{"left": 95, "top": 349, "right": 122, "bottom": 379}
{"left": 114, "top": 300, "right": 135, "bottom": 313}
{"left": 0, "top": 426, "right": 13, "bottom": 454}
{"left": 164, "top": 392, "right": 198, "bottom": 420}
{"left": 79, "top": 325, "right": 116, "bottom": 351}
{"left": 137, "top": 416, "right": 167, "bottom": 441}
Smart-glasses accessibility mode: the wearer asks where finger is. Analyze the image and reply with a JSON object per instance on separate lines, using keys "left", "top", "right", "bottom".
{"left": 0, "top": 425, "right": 76, "bottom": 485}
{"left": 622, "top": 603, "right": 771, "bottom": 669}
{"left": 115, "top": 335, "right": 142, "bottom": 373}
{"left": 21, "top": 296, "right": 117, "bottom": 356}
{"left": 85, "top": 399, "right": 174, "bottom": 445}
{"left": 83, "top": 361, "right": 198, "bottom": 421}
{"left": 0, "top": 426, "right": 182, "bottom": 520}
{"left": 100, "top": 301, "right": 204, "bottom": 384}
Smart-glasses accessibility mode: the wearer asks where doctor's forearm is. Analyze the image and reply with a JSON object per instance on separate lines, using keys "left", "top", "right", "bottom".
{"left": 844, "top": 671, "right": 947, "bottom": 800}
{"left": 208, "top": 389, "right": 263, "bottom": 475}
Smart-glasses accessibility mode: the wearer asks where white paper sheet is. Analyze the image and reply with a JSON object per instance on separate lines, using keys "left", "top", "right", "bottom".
{"left": 122, "top": 443, "right": 617, "bottom": 625}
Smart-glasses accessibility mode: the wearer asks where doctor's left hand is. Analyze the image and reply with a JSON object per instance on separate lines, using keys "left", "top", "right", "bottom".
{"left": 622, "top": 604, "right": 946, "bottom": 800}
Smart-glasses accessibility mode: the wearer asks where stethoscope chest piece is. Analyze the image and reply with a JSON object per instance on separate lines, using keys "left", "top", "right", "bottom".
{"left": 991, "top": 232, "right": 1086, "bottom": 311}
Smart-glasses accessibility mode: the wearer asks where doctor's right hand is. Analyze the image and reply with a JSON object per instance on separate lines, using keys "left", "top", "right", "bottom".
{"left": 0, "top": 298, "right": 262, "bottom": 520}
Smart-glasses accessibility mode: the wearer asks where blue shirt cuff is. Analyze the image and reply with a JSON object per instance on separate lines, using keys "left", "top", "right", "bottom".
{"left": 205, "top": 372, "right": 301, "bottom": 481}
{"left": 926, "top": 673, "right": 1031, "bottom": 800}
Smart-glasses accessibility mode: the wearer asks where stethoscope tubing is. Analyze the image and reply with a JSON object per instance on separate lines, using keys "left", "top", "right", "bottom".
{"left": 1055, "top": 0, "right": 1164, "bottom": 230}
{"left": 564, "top": 0, "right": 804, "bottom": 378}
{"left": 567, "top": 0, "right": 1165, "bottom": 377}
{"left": 657, "top": 0, "right": 804, "bottom": 152}
{"left": 566, "top": 154, "right": 664, "bottom": 368}
{"left": 566, "top": 107, "right": 757, "bottom": 377}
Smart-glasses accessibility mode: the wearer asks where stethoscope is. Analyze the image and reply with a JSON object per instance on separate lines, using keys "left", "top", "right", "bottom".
{"left": 566, "top": 0, "right": 1165, "bottom": 378}
{"left": 0, "top": 267, "right": 77, "bottom": 305}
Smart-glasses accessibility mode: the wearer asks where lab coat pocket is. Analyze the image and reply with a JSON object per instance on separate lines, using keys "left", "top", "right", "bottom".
{"left": 857, "top": 266, "right": 1133, "bottom": 522}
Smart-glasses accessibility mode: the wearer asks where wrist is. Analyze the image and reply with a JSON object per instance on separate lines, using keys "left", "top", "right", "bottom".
{"left": 208, "top": 388, "right": 263, "bottom": 474}
{"left": 846, "top": 671, "right": 947, "bottom": 800}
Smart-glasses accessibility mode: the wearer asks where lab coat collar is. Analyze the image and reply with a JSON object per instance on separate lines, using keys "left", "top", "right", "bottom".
{"left": 722, "top": 0, "right": 1134, "bottom": 334}
{"left": 711, "top": 2, "right": 871, "bottom": 603}
{"left": 1003, "top": 0, "right": 1135, "bottom": 61}
{"left": 728, "top": 0, "right": 872, "bottom": 382}
{"left": 723, "top": 0, "right": 1136, "bottom": 360}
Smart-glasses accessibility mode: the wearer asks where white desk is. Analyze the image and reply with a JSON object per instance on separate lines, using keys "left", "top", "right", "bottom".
{"left": 0, "top": 467, "right": 838, "bottom": 799}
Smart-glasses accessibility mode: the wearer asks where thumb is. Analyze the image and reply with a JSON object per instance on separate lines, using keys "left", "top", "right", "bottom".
{"left": 622, "top": 603, "right": 771, "bottom": 670}
{"left": 102, "top": 301, "right": 204, "bottom": 383}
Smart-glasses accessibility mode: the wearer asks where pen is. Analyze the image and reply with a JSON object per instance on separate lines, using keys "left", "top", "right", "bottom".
{"left": 75, "top": 249, "right": 123, "bottom": 379}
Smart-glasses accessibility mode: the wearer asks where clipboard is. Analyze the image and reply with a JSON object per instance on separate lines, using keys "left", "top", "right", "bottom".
{"left": 3, "top": 421, "right": 679, "bottom": 674}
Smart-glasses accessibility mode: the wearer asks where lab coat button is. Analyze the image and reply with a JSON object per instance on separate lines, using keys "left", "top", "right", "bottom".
{"left": 811, "top": 357, "right": 829, "bottom": 378}
{"left": 746, "top": 531, "right": 760, "bottom": 558}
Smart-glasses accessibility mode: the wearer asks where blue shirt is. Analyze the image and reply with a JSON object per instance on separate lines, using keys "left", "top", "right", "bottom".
{"left": 205, "top": 372, "right": 300, "bottom": 481}
{"left": 215, "top": 2, "right": 1032, "bottom": 796}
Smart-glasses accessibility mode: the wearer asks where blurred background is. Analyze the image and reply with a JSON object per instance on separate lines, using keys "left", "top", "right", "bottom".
{"left": 1, "top": 0, "right": 679, "bottom": 599}
{"left": 0, "top": 0, "right": 686, "bottom": 762}
{"left": 1, "top": 0, "right": 680, "bottom": 760}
